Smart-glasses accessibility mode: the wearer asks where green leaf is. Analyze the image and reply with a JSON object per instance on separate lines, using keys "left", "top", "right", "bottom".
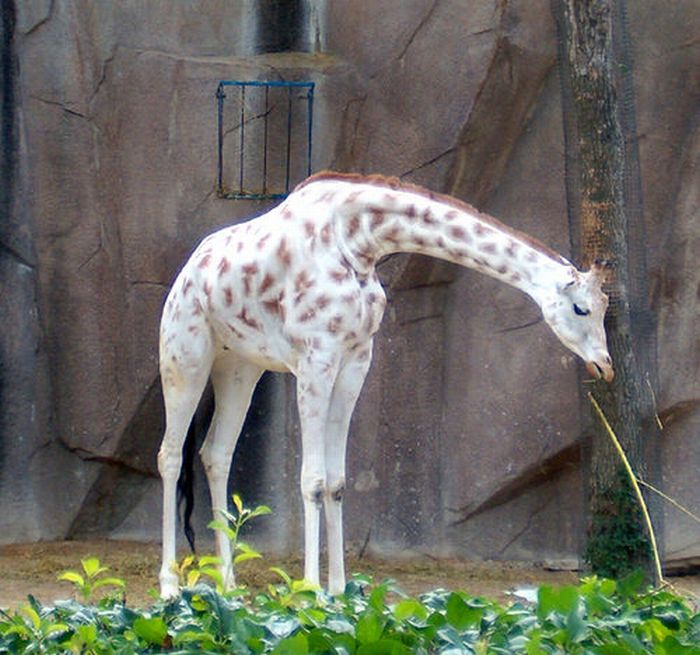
{"left": 271, "top": 631, "right": 309, "bottom": 655}
{"left": 234, "top": 550, "right": 263, "bottom": 564}
{"left": 445, "top": 592, "right": 483, "bottom": 631}
{"left": 81, "top": 557, "right": 109, "bottom": 579}
{"left": 270, "top": 567, "right": 293, "bottom": 585}
{"left": 356, "top": 610, "right": 386, "bottom": 645}
{"left": 57, "top": 571, "right": 85, "bottom": 586}
{"left": 93, "top": 577, "right": 126, "bottom": 590}
{"left": 393, "top": 598, "right": 428, "bottom": 622}
{"left": 133, "top": 616, "right": 169, "bottom": 646}
{"left": 208, "top": 518, "right": 236, "bottom": 540}
{"left": 537, "top": 585, "right": 580, "bottom": 620}
{"left": 232, "top": 493, "right": 244, "bottom": 516}
{"left": 357, "top": 639, "right": 411, "bottom": 655}
{"left": 198, "top": 555, "right": 222, "bottom": 568}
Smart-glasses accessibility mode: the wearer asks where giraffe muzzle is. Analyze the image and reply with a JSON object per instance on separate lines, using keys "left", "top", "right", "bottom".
{"left": 586, "top": 359, "right": 614, "bottom": 383}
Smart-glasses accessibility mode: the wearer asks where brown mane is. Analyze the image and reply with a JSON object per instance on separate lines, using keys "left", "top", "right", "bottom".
{"left": 295, "top": 171, "right": 569, "bottom": 265}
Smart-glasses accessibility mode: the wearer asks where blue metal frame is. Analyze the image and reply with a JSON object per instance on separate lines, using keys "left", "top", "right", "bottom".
{"left": 216, "top": 80, "right": 315, "bottom": 200}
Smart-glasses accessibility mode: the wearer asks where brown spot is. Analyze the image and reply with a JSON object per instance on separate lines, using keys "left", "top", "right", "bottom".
{"left": 330, "top": 267, "right": 350, "bottom": 283}
{"left": 505, "top": 240, "right": 520, "bottom": 258}
{"left": 497, "top": 265, "right": 508, "bottom": 275}
{"left": 319, "top": 190, "right": 337, "bottom": 203}
{"left": 259, "top": 273, "right": 275, "bottom": 295}
{"left": 370, "top": 209, "right": 385, "bottom": 228}
{"left": 405, "top": 205, "right": 417, "bottom": 219}
{"left": 450, "top": 226, "right": 469, "bottom": 241}
{"left": 237, "top": 241, "right": 244, "bottom": 253}
{"left": 182, "top": 278, "right": 193, "bottom": 296}
{"left": 422, "top": 209, "right": 437, "bottom": 225}
{"left": 223, "top": 287, "right": 234, "bottom": 306}
{"left": 242, "top": 263, "right": 258, "bottom": 276}
{"left": 198, "top": 253, "right": 212, "bottom": 269}
{"left": 445, "top": 210, "right": 458, "bottom": 221}
{"left": 413, "top": 236, "right": 427, "bottom": 248}
{"left": 320, "top": 223, "right": 332, "bottom": 245}
{"left": 479, "top": 242, "right": 498, "bottom": 255}
{"left": 263, "top": 298, "right": 280, "bottom": 315}
{"left": 226, "top": 322, "right": 244, "bottom": 339}
{"left": 383, "top": 226, "right": 402, "bottom": 244}
{"left": 347, "top": 215, "right": 360, "bottom": 238}
{"left": 237, "top": 308, "right": 261, "bottom": 330}
{"left": 343, "top": 190, "right": 362, "bottom": 205}
{"left": 327, "top": 315, "right": 343, "bottom": 334}
{"left": 203, "top": 281, "right": 212, "bottom": 299}
{"left": 510, "top": 272, "right": 522, "bottom": 283}
{"left": 473, "top": 222, "right": 494, "bottom": 237}
{"left": 341, "top": 293, "right": 357, "bottom": 304}
{"left": 448, "top": 248, "right": 469, "bottom": 261}
{"left": 192, "top": 299, "right": 203, "bottom": 316}
{"left": 436, "top": 236, "right": 446, "bottom": 248}
{"left": 281, "top": 207, "right": 293, "bottom": 220}
{"left": 315, "top": 294, "right": 330, "bottom": 309}
{"left": 277, "top": 239, "right": 291, "bottom": 267}
{"left": 294, "top": 270, "right": 314, "bottom": 293}
{"left": 187, "top": 325, "right": 199, "bottom": 334}
{"left": 299, "top": 308, "right": 316, "bottom": 322}
{"left": 257, "top": 233, "right": 271, "bottom": 250}
{"left": 344, "top": 331, "right": 357, "bottom": 342}
{"left": 304, "top": 221, "right": 315, "bottom": 238}
{"left": 218, "top": 257, "right": 231, "bottom": 276}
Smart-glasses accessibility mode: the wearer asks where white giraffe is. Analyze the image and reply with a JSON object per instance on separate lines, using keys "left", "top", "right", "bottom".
{"left": 158, "top": 171, "right": 613, "bottom": 597}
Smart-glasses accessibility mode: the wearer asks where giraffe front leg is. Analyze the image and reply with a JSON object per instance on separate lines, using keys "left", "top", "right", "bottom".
{"left": 296, "top": 358, "right": 338, "bottom": 588}
{"left": 324, "top": 348, "right": 373, "bottom": 595}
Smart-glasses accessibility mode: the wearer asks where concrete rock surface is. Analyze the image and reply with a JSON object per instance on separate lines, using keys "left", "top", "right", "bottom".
{"left": 1, "top": 0, "right": 697, "bottom": 568}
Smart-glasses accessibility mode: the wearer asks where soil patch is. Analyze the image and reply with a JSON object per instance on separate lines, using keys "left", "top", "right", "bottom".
{"left": 0, "top": 540, "right": 697, "bottom": 609}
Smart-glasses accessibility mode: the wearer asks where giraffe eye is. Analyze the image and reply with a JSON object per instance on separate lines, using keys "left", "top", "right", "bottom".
{"left": 573, "top": 303, "right": 590, "bottom": 317}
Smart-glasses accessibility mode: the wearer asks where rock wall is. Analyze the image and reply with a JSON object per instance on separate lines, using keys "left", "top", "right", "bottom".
{"left": 2, "top": 0, "right": 698, "bottom": 568}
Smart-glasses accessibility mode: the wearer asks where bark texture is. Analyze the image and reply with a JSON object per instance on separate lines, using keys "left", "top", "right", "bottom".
{"left": 554, "top": 0, "right": 661, "bottom": 579}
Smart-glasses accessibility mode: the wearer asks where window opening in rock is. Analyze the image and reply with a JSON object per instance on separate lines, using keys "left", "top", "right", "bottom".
{"left": 216, "top": 80, "right": 314, "bottom": 200}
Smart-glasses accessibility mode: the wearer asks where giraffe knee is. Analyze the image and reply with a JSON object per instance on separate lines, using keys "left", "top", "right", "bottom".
{"left": 157, "top": 444, "right": 182, "bottom": 479}
{"left": 327, "top": 478, "right": 346, "bottom": 503}
{"left": 302, "top": 476, "right": 325, "bottom": 507}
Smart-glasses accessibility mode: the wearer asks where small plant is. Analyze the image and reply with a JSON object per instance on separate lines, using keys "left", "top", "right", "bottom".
{"left": 208, "top": 493, "right": 271, "bottom": 578}
{"left": 57, "top": 557, "right": 125, "bottom": 603}
{"left": 172, "top": 553, "right": 226, "bottom": 592}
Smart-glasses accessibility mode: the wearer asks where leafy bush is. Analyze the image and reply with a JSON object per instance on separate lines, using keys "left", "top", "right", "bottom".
{"left": 0, "top": 569, "right": 697, "bottom": 654}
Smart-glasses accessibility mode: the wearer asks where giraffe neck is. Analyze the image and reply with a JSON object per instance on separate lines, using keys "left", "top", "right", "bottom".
{"left": 326, "top": 179, "right": 574, "bottom": 306}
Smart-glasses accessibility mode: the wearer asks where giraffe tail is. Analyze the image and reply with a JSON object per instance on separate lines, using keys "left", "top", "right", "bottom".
{"left": 176, "top": 387, "right": 215, "bottom": 553}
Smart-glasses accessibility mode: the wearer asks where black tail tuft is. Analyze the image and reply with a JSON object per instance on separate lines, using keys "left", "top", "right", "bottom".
{"left": 176, "top": 386, "right": 214, "bottom": 553}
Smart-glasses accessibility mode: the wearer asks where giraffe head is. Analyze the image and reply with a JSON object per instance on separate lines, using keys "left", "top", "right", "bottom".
{"left": 541, "top": 263, "right": 614, "bottom": 382}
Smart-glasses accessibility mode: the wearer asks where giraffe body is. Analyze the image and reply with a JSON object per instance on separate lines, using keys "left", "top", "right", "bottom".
{"left": 158, "top": 172, "right": 613, "bottom": 597}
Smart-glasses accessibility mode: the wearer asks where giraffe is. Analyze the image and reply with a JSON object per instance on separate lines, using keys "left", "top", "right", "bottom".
{"left": 158, "top": 171, "right": 613, "bottom": 598}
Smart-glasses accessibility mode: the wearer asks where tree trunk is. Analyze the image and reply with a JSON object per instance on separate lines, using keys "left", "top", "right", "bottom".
{"left": 553, "top": 0, "right": 661, "bottom": 581}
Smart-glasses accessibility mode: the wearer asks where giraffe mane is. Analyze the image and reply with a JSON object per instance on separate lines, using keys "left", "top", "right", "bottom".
{"left": 295, "top": 171, "right": 569, "bottom": 266}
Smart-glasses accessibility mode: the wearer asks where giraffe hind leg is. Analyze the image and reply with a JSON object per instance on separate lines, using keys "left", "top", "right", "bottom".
{"left": 158, "top": 336, "right": 214, "bottom": 598}
{"left": 199, "top": 353, "right": 263, "bottom": 591}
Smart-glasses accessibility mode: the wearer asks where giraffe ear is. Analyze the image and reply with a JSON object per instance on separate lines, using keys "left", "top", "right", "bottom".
{"left": 589, "top": 260, "right": 614, "bottom": 285}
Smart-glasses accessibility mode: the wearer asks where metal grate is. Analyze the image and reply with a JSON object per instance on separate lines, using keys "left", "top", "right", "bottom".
{"left": 216, "top": 80, "right": 314, "bottom": 200}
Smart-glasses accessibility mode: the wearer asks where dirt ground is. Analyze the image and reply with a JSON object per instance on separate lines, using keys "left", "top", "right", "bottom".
{"left": 0, "top": 540, "right": 697, "bottom": 609}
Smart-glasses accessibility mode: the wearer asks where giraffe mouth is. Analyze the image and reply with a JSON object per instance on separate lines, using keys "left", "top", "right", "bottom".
{"left": 586, "top": 360, "right": 614, "bottom": 383}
